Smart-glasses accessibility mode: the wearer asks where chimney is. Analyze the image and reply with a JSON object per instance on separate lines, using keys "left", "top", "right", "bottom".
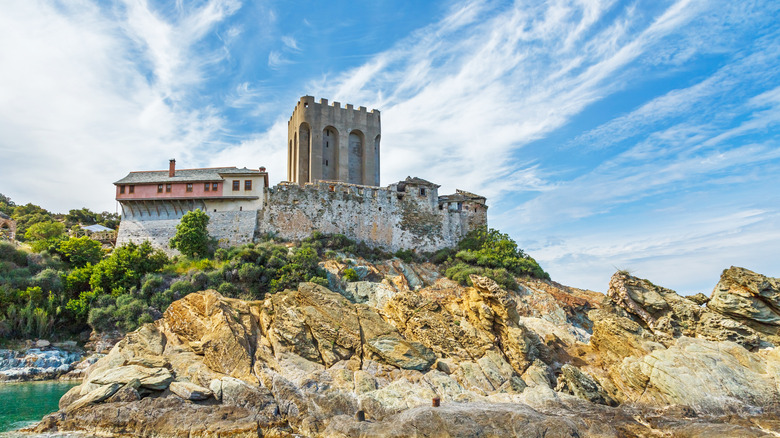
{"left": 169, "top": 159, "right": 176, "bottom": 177}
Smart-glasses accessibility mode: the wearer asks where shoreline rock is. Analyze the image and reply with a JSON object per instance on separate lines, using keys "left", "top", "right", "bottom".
{"left": 23, "top": 264, "right": 780, "bottom": 436}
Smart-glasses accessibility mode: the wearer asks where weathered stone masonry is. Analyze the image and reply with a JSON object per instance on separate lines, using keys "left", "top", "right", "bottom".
{"left": 257, "top": 179, "right": 486, "bottom": 252}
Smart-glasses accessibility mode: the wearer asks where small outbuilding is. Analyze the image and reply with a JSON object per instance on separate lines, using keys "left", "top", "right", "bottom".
{"left": 0, "top": 212, "right": 16, "bottom": 241}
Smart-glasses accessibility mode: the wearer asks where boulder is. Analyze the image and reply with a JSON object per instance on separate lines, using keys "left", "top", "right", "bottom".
{"left": 89, "top": 364, "right": 173, "bottom": 390}
{"left": 556, "top": 364, "right": 616, "bottom": 406}
{"left": 65, "top": 383, "right": 121, "bottom": 413}
{"left": 708, "top": 267, "right": 780, "bottom": 340}
{"left": 170, "top": 381, "right": 213, "bottom": 401}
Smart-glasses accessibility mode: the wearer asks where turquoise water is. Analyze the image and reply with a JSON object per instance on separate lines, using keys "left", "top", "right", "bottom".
{"left": 0, "top": 381, "right": 76, "bottom": 433}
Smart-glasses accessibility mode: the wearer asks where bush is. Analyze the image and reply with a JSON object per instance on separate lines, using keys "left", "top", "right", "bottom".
{"left": 89, "top": 241, "right": 168, "bottom": 294}
{"left": 0, "top": 242, "right": 27, "bottom": 266}
{"left": 58, "top": 236, "right": 102, "bottom": 267}
{"left": 444, "top": 227, "right": 549, "bottom": 289}
{"left": 342, "top": 268, "right": 359, "bottom": 282}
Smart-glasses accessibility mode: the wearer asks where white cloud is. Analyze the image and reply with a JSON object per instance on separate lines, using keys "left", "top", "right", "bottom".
{"left": 0, "top": 0, "right": 242, "bottom": 212}
{"left": 281, "top": 35, "right": 300, "bottom": 52}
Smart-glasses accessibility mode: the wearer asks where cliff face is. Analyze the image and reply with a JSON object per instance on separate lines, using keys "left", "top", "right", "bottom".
{"left": 33, "top": 262, "right": 780, "bottom": 437}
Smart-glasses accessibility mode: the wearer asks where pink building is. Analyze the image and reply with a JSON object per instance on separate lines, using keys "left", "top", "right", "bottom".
{"left": 115, "top": 159, "right": 269, "bottom": 218}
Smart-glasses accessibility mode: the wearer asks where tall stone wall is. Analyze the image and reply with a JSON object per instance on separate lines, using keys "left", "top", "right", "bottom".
{"left": 116, "top": 209, "right": 257, "bottom": 255}
{"left": 256, "top": 182, "right": 478, "bottom": 252}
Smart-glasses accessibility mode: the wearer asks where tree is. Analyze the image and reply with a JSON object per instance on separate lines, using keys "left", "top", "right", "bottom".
{"left": 0, "top": 193, "right": 15, "bottom": 216}
{"left": 59, "top": 236, "right": 103, "bottom": 267}
{"left": 169, "top": 209, "right": 213, "bottom": 258}
{"left": 24, "top": 221, "right": 65, "bottom": 252}
{"left": 12, "top": 203, "right": 53, "bottom": 240}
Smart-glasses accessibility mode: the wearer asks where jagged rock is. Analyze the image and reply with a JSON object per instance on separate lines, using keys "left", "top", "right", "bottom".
{"left": 170, "top": 381, "right": 213, "bottom": 400}
{"left": 105, "top": 379, "right": 141, "bottom": 403}
{"left": 89, "top": 364, "right": 173, "bottom": 390}
{"left": 708, "top": 267, "right": 780, "bottom": 340}
{"left": 617, "top": 337, "right": 780, "bottom": 412}
{"left": 556, "top": 364, "right": 616, "bottom": 406}
{"left": 687, "top": 293, "right": 709, "bottom": 305}
{"left": 161, "top": 290, "right": 257, "bottom": 382}
{"left": 34, "top": 267, "right": 780, "bottom": 437}
{"left": 65, "top": 383, "right": 121, "bottom": 413}
{"left": 220, "top": 376, "right": 278, "bottom": 415}
{"left": 607, "top": 271, "right": 762, "bottom": 348}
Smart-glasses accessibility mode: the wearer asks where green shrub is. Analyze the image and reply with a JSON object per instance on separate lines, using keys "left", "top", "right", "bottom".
{"left": 58, "top": 236, "right": 102, "bottom": 267}
{"left": 89, "top": 241, "right": 168, "bottom": 294}
{"left": 342, "top": 268, "right": 359, "bottom": 282}
{"left": 32, "top": 268, "right": 64, "bottom": 294}
{"left": 445, "top": 227, "right": 549, "bottom": 288}
{"left": 0, "top": 242, "right": 27, "bottom": 266}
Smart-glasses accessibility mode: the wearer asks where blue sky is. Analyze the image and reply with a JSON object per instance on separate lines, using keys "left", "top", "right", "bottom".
{"left": 1, "top": 0, "right": 778, "bottom": 294}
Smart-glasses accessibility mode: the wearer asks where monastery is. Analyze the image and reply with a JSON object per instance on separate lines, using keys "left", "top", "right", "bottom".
{"left": 115, "top": 96, "right": 488, "bottom": 253}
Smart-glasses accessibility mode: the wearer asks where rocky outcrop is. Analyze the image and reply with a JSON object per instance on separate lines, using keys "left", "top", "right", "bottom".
{"left": 0, "top": 346, "right": 82, "bottom": 381}
{"left": 708, "top": 266, "right": 780, "bottom": 341}
{"left": 28, "top": 262, "right": 780, "bottom": 437}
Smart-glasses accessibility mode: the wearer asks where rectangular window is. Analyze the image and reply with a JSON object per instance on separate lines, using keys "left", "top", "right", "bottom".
{"left": 119, "top": 185, "right": 125, "bottom": 194}
{"left": 232, "top": 180, "right": 240, "bottom": 191}
{"left": 128, "top": 185, "right": 134, "bottom": 194}
{"left": 165, "top": 184, "right": 172, "bottom": 193}
{"left": 157, "top": 184, "right": 163, "bottom": 193}
{"left": 212, "top": 182, "right": 218, "bottom": 191}
{"left": 186, "top": 183, "right": 193, "bottom": 192}
{"left": 204, "top": 183, "right": 210, "bottom": 192}
{"left": 420, "top": 188, "right": 426, "bottom": 196}
{"left": 245, "top": 180, "right": 252, "bottom": 191}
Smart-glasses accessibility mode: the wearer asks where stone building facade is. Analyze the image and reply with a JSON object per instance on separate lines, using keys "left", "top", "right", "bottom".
{"left": 115, "top": 161, "right": 268, "bottom": 249}
{"left": 116, "top": 97, "right": 487, "bottom": 255}
{"left": 0, "top": 212, "right": 16, "bottom": 241}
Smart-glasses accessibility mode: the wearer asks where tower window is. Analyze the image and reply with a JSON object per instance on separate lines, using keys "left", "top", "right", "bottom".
{"left": 186, "top": 183, "right": 193, "bottom": 192}
{"left": 419, "top": 188, "right": 426, "bottom": 196}
{"left": 326, "top": 141, "right": 328, "bottom": 148}
{"left": 119, "top": 185, "right": 125, "bottom": 194}
{"left": 325, "top": 159, "right": 328, "bottom": 166}
{"left": 166, "top": 184, "right": 172, "bottom": 192}
{"left": 212, "top": 182, "right": 218, "bottom": 191}
{"left": 157, "top": 184, "right": 163, "bottom": 193}
{"left": 204, "top": 183, "right": 210, "bottom": 192}
{"left": 129, "top": 185, "right": 134, "bottom": 194}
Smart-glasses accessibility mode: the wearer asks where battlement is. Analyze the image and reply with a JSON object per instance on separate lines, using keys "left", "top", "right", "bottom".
{"left": 288, "top": 96, "right": 380, "bottom": 121}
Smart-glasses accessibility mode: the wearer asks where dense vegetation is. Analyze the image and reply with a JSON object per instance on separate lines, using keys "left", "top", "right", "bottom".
{"left": 0, "top": 193, "right": 548, "bottom": 343}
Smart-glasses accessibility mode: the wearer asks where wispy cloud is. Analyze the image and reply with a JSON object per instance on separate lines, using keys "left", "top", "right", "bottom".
{"left": 281, "top": 35, "right": 300, "bottom": 52}
{"left": 0, "top": 0, "right": 242, "bottom": 211}
{"left": 305, "top": 0, "right": 709, "bottom": 201}
{"left": 267, "top": 50, "right": 292, "bottom": 69}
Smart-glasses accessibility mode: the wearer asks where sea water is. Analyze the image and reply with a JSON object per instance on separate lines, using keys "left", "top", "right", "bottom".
{"left": 0, "top": 381, "right": 81, "bottom": 436}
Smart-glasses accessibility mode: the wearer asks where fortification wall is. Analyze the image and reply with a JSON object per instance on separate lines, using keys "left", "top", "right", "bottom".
{"left": 256, "top": 182, "right": 478, "bottom": 252}
{"left": 117, "top": 209, "right": 257, "bottom": 255}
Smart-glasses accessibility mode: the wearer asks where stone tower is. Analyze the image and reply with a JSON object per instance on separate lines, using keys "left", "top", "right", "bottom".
{"left": 287, "top": 96, "right": 381, "bottom": 186}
